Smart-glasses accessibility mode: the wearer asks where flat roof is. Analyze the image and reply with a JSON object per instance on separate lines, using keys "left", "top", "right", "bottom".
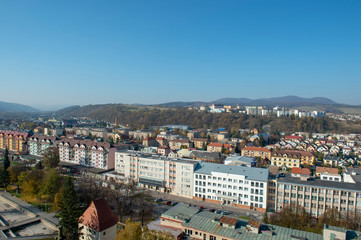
{"left": 278, "top": 174, "right": 361, "bottom": 192}
{"left": 195, "top": 162, "right": 269, "bottom": 182}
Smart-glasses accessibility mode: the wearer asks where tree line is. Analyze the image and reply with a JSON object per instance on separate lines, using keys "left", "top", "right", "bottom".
{"left": 58, "top": 105, "right": 361, "bottom": 134}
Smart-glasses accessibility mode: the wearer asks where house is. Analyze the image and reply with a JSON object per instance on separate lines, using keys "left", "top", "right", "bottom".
{"left": 0, "top": 130, "right": 30, "bottom": 154}
{"left": 142, "top": 137, "right": 156, "bottom": 147}
{"left": 323, "top": 155, "right": 340, "bottom": 167}
{"left": 307, "top": 144, "right": 317, "bottom": 152}
{"left": 155, "top": 137, "right": 167, "bottom": 147}
{"left": 157, "top": 146, "right": 170, "bottom": 156}
{"left": 285, "top": 135, "right": 303, "bottom": 141}
{"left": 343, "top": 146, "right": 352, "bottom": 156}
{"left": 79, "top": 198, "right": 119, "bottom": 240}
{"left": 329, "top": 145, "right": 340, "bottom": 155}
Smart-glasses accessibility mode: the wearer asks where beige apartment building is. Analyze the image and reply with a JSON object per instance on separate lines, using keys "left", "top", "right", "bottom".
{"left": 271, "top": 150, "right": 302, "bottom": 168}
{"left": 241, "top": 146, "right": 271, "bottom": 159}
{"left": 114, "top": 151, "right": 199, "bottom": 198}
{"left": 274, "top": 169, "right": 361, "bottom": 218}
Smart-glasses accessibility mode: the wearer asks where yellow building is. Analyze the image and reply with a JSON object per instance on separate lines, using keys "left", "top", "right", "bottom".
{"left": 271, "top": 150, "right": 301, "bottom": 168}
{"left": 0, "top": 131, "right": 29, "bottom": 154}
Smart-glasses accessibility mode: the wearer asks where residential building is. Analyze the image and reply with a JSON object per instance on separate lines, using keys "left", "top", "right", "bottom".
{"left": 157, "top": 146, "right": 170, "bottom": 156}
{"left": 279, "top": 150, "right": 315, "bottom": 165}
{"left": 190, "top": 138, "right": 208, "bottom": 149}
{"left": 193, "top": 162, "right": 268, "bottom": 212}
{"left": 142, "top": 137, "right": 156, "bottom": 147}
{"left": 323, "top": 155, "right": 340, "bottom": 166}
{"left": 114, "top": 151, "right": 199, "bottom": 198}
{"left": 271, "top": 150, "right": 302, "bottom": 168}
{"left": 79, "top": 198, "right": 119, "bottom": 240}
{"left": 58, "top": 139, "right": 116, "bottom": 170}
{"left": 28, "top": 135, "right": 56, "bottom": 156}
{"left": 0, "top": 130, "right": 29, "bottom": 154}
{"left": 241, "top": 146, "right": 271, "bottom": 159}
{"left": 207, "top": 143, "right": 235, "bottom": 153}
{"left": 169, "top": 139, "right": 192, "bottom": 150}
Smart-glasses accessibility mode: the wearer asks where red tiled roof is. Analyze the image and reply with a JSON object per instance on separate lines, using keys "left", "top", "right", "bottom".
{"left": 316, "top": 167, "right": 338, "bottom": 174}
{"left": 285, "top": 135, "right": 303, "bottom": 140}
{"left": 242, "top": 146, "right": 271, "bottom": 152}
{"left": 79, "top": 198, "right": 119, "bottom": 232}
{"left": 208, "top": 143, "right": 232, "bottom": 148}
{"left": 291, "top": 167, "right": 310, "bottom": 176}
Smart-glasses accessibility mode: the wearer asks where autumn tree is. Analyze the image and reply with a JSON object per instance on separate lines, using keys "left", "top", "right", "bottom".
{"left": 42, "top": 147, "right": 60, "bottom": 169}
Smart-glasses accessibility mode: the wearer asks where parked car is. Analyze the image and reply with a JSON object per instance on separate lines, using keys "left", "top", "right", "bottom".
{"left": 221, "top": 211, "right": 229, "bottom": 215}
{"left": 165, "top": 201, "right": 172, "bottom": 205}
{"left": 155, "top": 198, "right": 163, "bottom": 203}
{"left": 216, "top": 210, "right": 222, "bottom": 214}
{"left": 199, "top": 206, "right": 204, "bottom": 209}
{"left": 171, "top": 202, "right": 178, "bottom": 206}
{"left": 209, "top": 209, "right": 216, "bottom": 212}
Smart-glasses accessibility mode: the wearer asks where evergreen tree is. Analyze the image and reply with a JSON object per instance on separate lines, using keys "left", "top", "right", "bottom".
{"left": 3, "top": 148, "right": 10, "bottom": 170}
{"left": 58, "top": 177, "right": 83, "bottom": 240}
{"left": 0, "top": 169, "right": 10, "bottom": 189}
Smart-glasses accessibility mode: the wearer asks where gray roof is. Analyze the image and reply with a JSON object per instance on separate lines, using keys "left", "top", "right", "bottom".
{"left": 161, "top": 202, "right": 200, "bottom": 222}
{"left": 278, "top": 174, "right": 361, "bottom": 192}
{"left": 182, "top": 210, "right": 323, "bottom": 240}
{"left": 195, "top": 162, "right": 269, "bottom": 182}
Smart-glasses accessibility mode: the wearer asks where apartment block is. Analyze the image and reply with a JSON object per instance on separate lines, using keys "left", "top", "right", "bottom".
{"left": 28, "top": 135, "right": 56, "bottom": 156}
{"left": 0, "top": 130, "right": 29, "bottom": 154}
{"left": 241, "top": 146, "right": 271, "bottom": 159}
{"left": 193, "top": 162, "right": 268, "bottom": 212}
{"left": 58, "top": 139, "right": 116, "bottom": 170}
{"left": 114, "top": 151, "right": 199, "bottom": 198}
{"left": 207, "top": 143, "right": 235, "bottom": 153}
{"left": 190, "top": 138, "right": 208, "bottom": 149}
{"left": 271, "top": 150, "right": 301, "bottom": 168}
{"left": 169, "top": 139, "right": 192, "bottom": 150}
{"left": 275, "top": 170, "right": 361, "bottom": 218}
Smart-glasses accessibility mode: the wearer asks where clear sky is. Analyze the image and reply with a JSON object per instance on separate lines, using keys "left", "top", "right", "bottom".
{"left": 1, "top": 0, "right": 360, "bottom": 109}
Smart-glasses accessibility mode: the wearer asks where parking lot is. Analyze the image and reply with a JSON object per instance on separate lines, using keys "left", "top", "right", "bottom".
{"left": 146, "top": 190, "right": 265, "bottom": 221}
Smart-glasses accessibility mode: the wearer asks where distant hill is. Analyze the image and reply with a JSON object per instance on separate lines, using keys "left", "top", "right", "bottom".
{"left": 0, "top": 101, "right": 38, "bottom": 112}
{"left": 214, "top": 96, "right": 337, "bottom": 106}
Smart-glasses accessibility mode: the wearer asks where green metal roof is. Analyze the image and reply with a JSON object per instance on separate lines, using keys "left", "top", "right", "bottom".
{"left": 182, "top": 211, "right": 323, "bottom": 240}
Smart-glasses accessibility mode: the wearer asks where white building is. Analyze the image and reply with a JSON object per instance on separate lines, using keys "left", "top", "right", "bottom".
{"left": 114, "top": 151, "right": 199, "bottom": 198}
{"left": 193, "top": 162, "right": 268, "bottom": 212}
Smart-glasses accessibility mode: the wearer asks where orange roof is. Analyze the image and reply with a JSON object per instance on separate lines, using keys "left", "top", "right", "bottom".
{"left": 291, "top": 167, "right": 310, "bottom": 176}
{"left": 285, "top": 135, "right": 303, "bottom": 140}
{"left": 219, "top": 216, "right": 238, "bottom": 226}
{"left": 242, "top": 146, "right": 271, "bottom": 152}
{"left": 316, "top": 167, "right": 338, "bottom": 174}
{"left": 79, "top": 198, "right": 119, "bottom": 232}
{"left": 208, "top": 143, "right": 232, "bottom": 148}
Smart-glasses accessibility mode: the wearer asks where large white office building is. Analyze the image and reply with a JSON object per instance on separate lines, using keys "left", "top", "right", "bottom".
{"left": 193, "top": 162, "right": 269, "bottom": 212}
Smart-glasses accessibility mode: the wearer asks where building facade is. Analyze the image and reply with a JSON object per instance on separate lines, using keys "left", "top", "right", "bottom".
{"left": 58, "top": 139, "right": 116, "bottom": 170}
{"left": 0, "top": 131, "right": 29, "bottom": 154}
{"left": 193, "top": 162, "right": 268, "bottom": 212}
{"left": 28, "top": 135, "right": 56, "bottom": 156}
{"left": 241, "top": 146, "right": 271, "bottom": 159}
{"left": 114, "top": 151, "right": 199, "bottom": 198}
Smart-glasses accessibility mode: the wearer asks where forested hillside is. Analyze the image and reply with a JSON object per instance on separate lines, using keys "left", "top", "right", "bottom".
{"left": 57, "top": 104, "right": 361, "bottom": 134}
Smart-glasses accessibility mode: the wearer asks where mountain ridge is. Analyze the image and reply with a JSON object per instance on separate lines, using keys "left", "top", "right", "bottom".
{"left": 0, "top": 101, "right": 39, "bottom": 113}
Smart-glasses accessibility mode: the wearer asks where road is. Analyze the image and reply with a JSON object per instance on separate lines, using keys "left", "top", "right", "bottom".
{"left": 145, "top": 190, "right": 265, "bottom": 221}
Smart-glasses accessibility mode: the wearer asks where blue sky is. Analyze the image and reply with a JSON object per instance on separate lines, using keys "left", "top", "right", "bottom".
{"left": 1, "top": 0, "right": 360, "bottom": 109}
